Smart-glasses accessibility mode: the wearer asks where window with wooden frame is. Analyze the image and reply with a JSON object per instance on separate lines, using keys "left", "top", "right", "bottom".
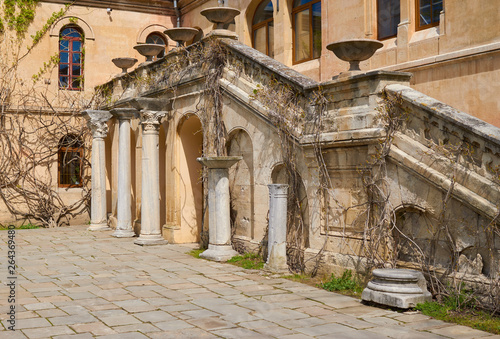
{"left": 292, "top": 0, "right": 321, "bottom": 64}
{"left": 146, "top": 33, "right": 167, "bottom": 61}
{"left": 377, "top": 0, "right": 400, "bottom": 40}
{"left": 59, "top": 26, "right": 84, "bottom": 90}
{"left": 58, "top": 135, "right": 83, "bottom": 188}
{"left": 252, "top": 0, "right": 274, "bottom": 58}
{"left": 416, "top": 0, "right": 442, "bottom": 30}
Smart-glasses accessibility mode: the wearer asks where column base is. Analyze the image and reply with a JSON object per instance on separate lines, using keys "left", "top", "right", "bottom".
{"left": 200, "top": 244, "right": 239, "bottom": 262}
{"left": 112, "top": 229, "right": 136, "bottom": 238}
{"left": 134, "top": 234, "right": 168, "bottom": 246}
{"left": 88, "top": 223, "right": 111, "bottom": 231}
{"left": 264, "top": 263, "right": 289, "bottom": 274}
{"left": 264, "top": 242, "right": 288, "bottom": 273}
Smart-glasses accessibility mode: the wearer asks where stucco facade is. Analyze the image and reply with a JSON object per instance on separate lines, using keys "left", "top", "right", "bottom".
{"left": 1, "top": 1, "right": 499, "bottom": 289}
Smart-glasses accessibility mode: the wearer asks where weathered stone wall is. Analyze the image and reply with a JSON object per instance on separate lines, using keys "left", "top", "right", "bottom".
{"left": 99, "top": 37, "right": 499, "bottom": 284}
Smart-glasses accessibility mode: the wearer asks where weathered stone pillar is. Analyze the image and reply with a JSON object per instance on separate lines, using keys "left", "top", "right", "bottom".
{"left": 265, "top": 184, "right": 289, "bottom": 272}
{"left": 134, "top": 110, "right": 168, "bottom": 246}
{"left": 110, "top": 108, "right": 138, "bottom": 238}
{"left": 83, "top": 110, "right": 112, "bottom": 231}
{"left": 197, "top": 156, "right": 242, "bottom": 261}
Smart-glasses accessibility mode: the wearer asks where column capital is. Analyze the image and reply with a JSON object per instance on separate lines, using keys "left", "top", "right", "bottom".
{"left": 197, "top": 156, "right": 242, "bottom": 169}
{"left": 268, "top": 184, "right": 289, "bottom": 197}
{"left": 82, "top": 110, "right": 112, "bottom": 139}
{"left": 110, "top": 107, "right": 139, "bottom": 121}
{"left": 139, "top": 110, "right": 167, "bottom": 132}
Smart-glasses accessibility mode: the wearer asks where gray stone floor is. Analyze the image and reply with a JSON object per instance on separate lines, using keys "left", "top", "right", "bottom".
{"left": 1, "top": 226, "right": 498, "bottom": 339}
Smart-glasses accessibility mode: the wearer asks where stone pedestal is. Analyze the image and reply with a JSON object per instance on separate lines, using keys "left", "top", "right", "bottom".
{"left": 83, "top": 110, "right": 112, "bottom": 231}
{"left": 134, "top": 110, "right": 168, "bottom": 246}
{"left": 265, "top": 184, "right": 289, "bottom": 272}
{"left": 111, "top": 108, "right": 138, "bottom": 238}
{"left": 197, "top": 156, "right": 242, "bottom": 261}
{"left": 361, "top": 268, "right": 432, "bottom": 309}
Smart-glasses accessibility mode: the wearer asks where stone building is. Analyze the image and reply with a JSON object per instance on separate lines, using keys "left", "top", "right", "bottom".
{"left": 1, "top": 1, "right": 499, "bottom": 283}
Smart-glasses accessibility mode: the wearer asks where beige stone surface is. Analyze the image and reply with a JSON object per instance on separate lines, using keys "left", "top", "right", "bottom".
{"left": 0, "top": 226, "right": 494, "bottom": 338}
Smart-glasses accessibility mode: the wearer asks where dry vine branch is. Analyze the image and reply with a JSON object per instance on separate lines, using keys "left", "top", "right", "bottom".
{"left": 0, "top": 1, "right": 92, "bottom": 227}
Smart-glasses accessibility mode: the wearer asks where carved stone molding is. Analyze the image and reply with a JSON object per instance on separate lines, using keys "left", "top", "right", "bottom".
{"left": 82, "top": 110, "right": 112, "bottom": 139}
{"left": 110, "top": 108, "right": 139, "bottom": 121}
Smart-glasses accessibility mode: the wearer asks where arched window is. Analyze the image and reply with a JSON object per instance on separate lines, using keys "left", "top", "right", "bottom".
{"left": 58, "top": 135, "right": 83, "bottom": 187}
{"left": 292, "top": 0, "right": 321, "bottom": 64}
{"left": 377, "top": 0, "right": 400, "bottom": 39}
{"left": 252, "top": 0, "right": 274, "bottom": 57}
{"left": 146, "top": 33, "right": 167, "bottom": 60}
{"left": 59, "top": 26, "right": 83, "bottom": 90}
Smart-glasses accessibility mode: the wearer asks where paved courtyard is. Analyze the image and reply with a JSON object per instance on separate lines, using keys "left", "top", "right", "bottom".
{"left": 0, "top": 226, "right": 498, "bottom": 338}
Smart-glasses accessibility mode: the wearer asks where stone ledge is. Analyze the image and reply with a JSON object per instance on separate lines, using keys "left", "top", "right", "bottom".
{"left": 362, "top": 288, "right": 432, "bottom": 309}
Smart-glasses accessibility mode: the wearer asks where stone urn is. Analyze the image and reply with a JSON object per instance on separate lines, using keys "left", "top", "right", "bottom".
{"left": 200, "top": 7, "right": 240, "bottom": 30}
{"left": 164, "top": 27, "right": 199, "bottom": 46}
{"left": 326, "top": 39, "right": 383, "bottom": 78}
{"left": 133, "top": 44, "right": 165, "bottom": 62}
{"left": 112, "top": 57, "right": 138, "bottom": 73}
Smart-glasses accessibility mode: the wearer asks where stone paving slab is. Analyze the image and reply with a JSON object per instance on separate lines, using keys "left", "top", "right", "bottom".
{"left": 0, "top": 226, "right": 496, "bottom": 338}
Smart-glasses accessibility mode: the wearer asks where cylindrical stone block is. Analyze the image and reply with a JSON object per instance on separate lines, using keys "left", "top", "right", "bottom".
{"left": 112, "top": 108, "right": 138, "bottom": 238}
{"left": 134, "top": 129, "right": 166, "bottom": 245}
{"left": 89, "top": 137, "right": 109, "bottom": 230}
{"left": 134, "top": 109, "right": 167, "bottom": 246}
{"left": 266, "top": 184, "right": 289, "bottom": 272}
{"left": 83, "top": 110, "right": 112, "bottom": 232}
{"left": 197, "top": 156, "right": 242, "bottom": 261}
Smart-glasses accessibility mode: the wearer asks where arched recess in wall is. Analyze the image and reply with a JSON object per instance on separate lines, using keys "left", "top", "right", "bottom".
{"left": 271, "top": 163, "right": 310, "bottom": 248}
{"left": 137, "top": 24, "right": 169, "bottom": 44}
{"left": 50, "top": 16, "right": 95, "bottom": 40}
{"left": 227, "top": 129, "right": 255, "bottom": 241}
{"left": 393, "top": 205, "right": 446, "bottom": 268}
{"left": 177, "top": 114, "right": 203, "bottom": 243}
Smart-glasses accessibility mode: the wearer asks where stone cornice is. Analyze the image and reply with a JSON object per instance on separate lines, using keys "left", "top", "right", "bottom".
{"left": 110, "top": 108, "right": 139, "bottom": 120}
{"left": 41, "top": 0, "right": 175, "bottom": 16}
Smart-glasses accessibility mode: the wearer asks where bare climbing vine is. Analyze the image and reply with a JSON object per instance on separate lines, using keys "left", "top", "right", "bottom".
{"left": 0, "top": 1, "right": 94, "bottom": 227}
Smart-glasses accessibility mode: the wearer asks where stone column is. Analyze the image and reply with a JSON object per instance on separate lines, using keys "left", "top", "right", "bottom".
{"left": 82, "top": 110, "right": 113, "bottom": 231}
{"left": 197, "top": 156, "right": 242, "bottom": 261}
{"left": 265, "top": 184, "right": 289, "bottom": 272}
{"left": 110, "top": 108, "right": 138, "bottom": 237}
{"left": 134, "top": 110, "right": 168, "bottom": 246}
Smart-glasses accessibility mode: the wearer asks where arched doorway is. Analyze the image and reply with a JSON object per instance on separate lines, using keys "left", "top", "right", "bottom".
{"left": 227, "top": 129, "right": 255, "bottom": 241}
{"left": 177, "top": 115, "right": 203, "bottom": 243}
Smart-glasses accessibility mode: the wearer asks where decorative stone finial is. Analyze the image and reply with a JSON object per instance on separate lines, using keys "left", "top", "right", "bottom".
{"left": 164, "top": 27, "right": 199, "bottom": 47}
{"left": 326, "top": 39, "right": 383, "bottom": 79}
{"left": 200, "top": 6, "right": 240, "bottom": 40}
{"left": 112, "top": 57, "right": 138, "bottom": 74}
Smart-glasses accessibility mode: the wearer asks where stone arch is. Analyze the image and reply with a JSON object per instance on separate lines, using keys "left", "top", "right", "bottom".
{"left": 393, "top": 205, "right": 448, "bottom": 267}
{"left": 271, "top": 163, "right": 310, "bottom": 248}
{"left": 227, "top": 128, "right": 255, "bottom": 240}
{"left": 136, "top": 24, "right": 169, "bottom": 44}
{"left": 50, "top": 16, "right": 95, "bottom": 40}
{"left": 176, "top": 114, "right": 203, "bottom": 243}
{"left": 244, "top": 0, "right": 276, "bottom": 48}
